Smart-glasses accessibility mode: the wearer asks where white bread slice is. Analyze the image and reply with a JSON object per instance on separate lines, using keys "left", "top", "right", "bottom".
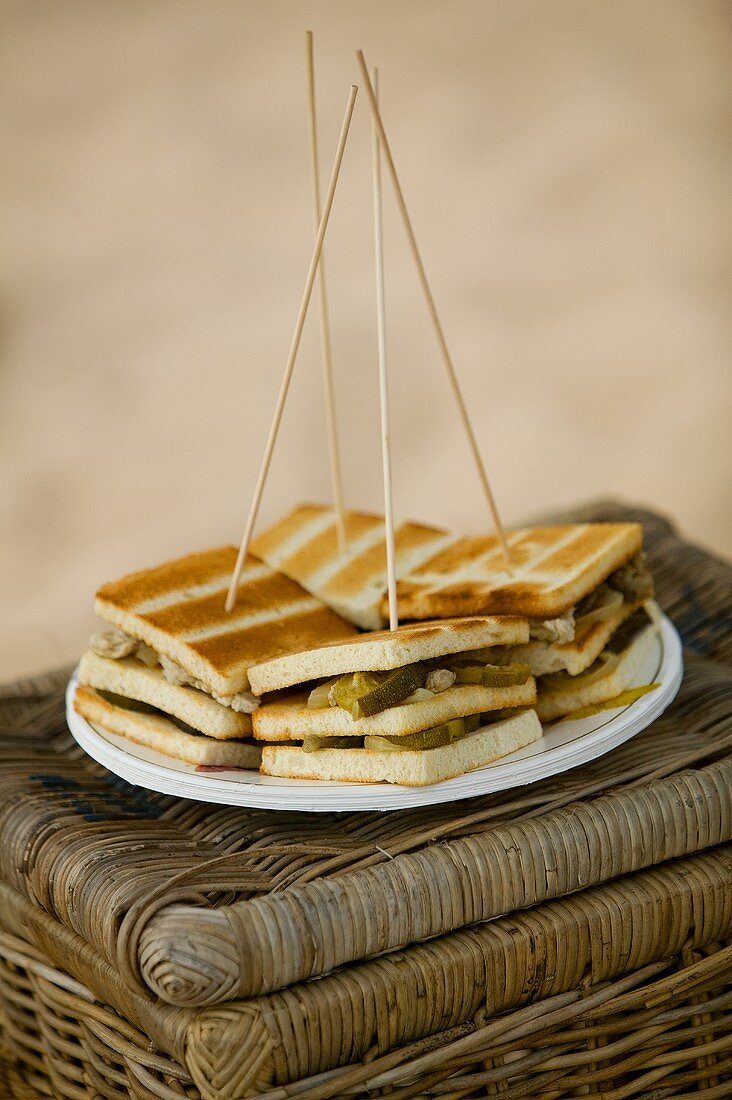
{"left": 252, "top": 679, "right": 536, "bottom": 741}
{"left": 74, "top": 685, "right": 261, "bottom": 768}
{"left": 93, "top": 546, "right": 357, "bottom": 697}
{"left": 506, "top": 599, "right": 641, "bottom": 677}
{"left": 78, "top": 651, "right": 251, "bottom": 739}
{"left": 536, "top": 619, "right": 659, "bottom": 723}
{"left": 390, "top": 523, "right": 643, "bottom": 620}
{"left": 248, "top": 615, "right": 529, "bottom": 696}
{"left": 251, "top": 504, "right": 457, "bottom": 629}
{"left": 260, "top": 709, "right": 542, "bottom": 786}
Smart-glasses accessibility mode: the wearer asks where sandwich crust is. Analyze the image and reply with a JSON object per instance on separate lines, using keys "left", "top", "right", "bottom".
{"left": 247, "top": 615, "right": 529, "bottom": 695}
{"left": 78, "top": 651, "right": 251, "bottom": 739}
{"left": 73, "top": 685, "right": 261, "bottom": 768}
{"left": 260, "top": 710, "right": 542, "bottom": 786}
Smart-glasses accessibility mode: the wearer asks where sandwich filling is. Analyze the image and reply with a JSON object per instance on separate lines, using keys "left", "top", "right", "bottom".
{"left": 94, "top": 689, "right": 206, "bottom": 738}
{"left": 528, "top": 552, "right": 653, "bottom": 643}
{"left": 305, "top": 654, "right": 532, "bottom": 719}
{"left": 89, "top": 628, "right": 261, "bottom": 713}
{"left": 540, "top": 606, "right": 654, "bottom": 693}
{"left": 295, "top": 709, "right": 532, "bottom": 754}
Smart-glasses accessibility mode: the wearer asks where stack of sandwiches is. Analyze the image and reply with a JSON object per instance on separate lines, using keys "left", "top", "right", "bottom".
{"left": 248, "top": 616, "right": 541, "bottom": 785}
{"left": 253, "top": 510, "right": 660, "bottom": 727}
{"left": 74, "top": 546, "right": 357, "bottom": 768}
{"left": 75, "top": 510, "right": 660, "bottom": 787}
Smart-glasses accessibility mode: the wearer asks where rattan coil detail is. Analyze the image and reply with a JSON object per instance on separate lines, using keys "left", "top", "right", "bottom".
{"left": 140, "top": 755, "right": 732, "bottom": 1003}
{"left": 0, "top": 846, "right": 731, "bottom": 1097}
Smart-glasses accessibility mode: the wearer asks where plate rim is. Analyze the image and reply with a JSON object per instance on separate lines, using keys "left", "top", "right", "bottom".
{"left": 65, "top": 614, "right": 683, "bottom": 812}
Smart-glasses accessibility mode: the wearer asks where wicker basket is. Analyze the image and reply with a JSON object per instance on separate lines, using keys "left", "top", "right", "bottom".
{"left": 0, "top": 845, "right": 730, "bottom": 1098}
{"left": 1, "top": 501, "right": 731, "bottom": 1097}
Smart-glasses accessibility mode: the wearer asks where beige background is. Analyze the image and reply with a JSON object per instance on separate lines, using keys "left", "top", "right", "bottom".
{"left": 2, "top": 0, "right": 731, "bottom": 681}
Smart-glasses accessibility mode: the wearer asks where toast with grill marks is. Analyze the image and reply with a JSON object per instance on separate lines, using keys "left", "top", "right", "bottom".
{"left": 94, "top": 546, "right": 358, "bottom": 697}
{"left": 251, "top": 504, "right": 456, "bottom": 629}
{"left": 389, "top": 523, "right": 643, "bottom": 620}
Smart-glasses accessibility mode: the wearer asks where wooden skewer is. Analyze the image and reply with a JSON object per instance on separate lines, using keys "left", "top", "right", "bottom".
{"left": 306, "top": 31, "right": 347, "bottom": 556}
{"left": 356, "top": 50, "right": 513, "bottom": 569}
{"left": 225, "top": 83, "right": 359, "bottom": 613}
{"left": 371, "top": 69, "right": 398, "bottom": 631}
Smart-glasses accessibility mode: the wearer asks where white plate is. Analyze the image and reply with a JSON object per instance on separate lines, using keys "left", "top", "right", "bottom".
{"left": 66, "top": 614, "right": 683, "bottom": 812}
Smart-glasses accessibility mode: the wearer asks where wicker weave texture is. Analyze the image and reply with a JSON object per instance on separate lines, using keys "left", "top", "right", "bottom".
{"left": 0, "top": 847, "right": 731, "bottom": 1097}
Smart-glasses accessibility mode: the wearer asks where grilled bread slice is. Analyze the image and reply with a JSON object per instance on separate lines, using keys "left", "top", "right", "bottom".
{"left": 252, "top": 679, "right": 536, "bottom": 741}
{"left": 250, "top": 504, "right": 456, "bottom": 629}
{"left": 389, "top": 523, "right": 643, "bottom": 620}
{"left": 94, "top": 546, "right": 357, "bottom": 698}
{"left": 260, "top": 709, "right": 542, "bottom": 786}
{"left": 78, "top": 651, "right": 251, "bottom": 739}
{"left": 74, "top": 685, "right": 262, "bottom": 768}
{"left": 247, "top": 614, "right": 529, "bottom": 696}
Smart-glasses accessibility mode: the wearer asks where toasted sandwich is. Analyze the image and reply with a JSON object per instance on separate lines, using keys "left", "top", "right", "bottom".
{"left": 250, "top": 504, "right": 455, "bottom": 630}
{"left": 535, "top": 603, "right": 661, "bottom": 722}
{"left": 249, "top": 616, "right": 542, "bottom": 786}
{"left": 74, "top": 546, "right": 357, "bottom": 767}
{"left": 388, "top": 522, "right": 655, "bottom": 677}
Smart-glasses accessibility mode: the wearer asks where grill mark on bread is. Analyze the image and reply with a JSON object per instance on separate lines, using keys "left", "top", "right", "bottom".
{"left": 528, "top": 527, "right": 638, "bottom": 584}
{"left": 97, "top": 546, "right": 238, "bottom": 610}
{"left": 250, "top": 504, "right": 334, "bottom": 567}
{"left": 281, "top": 514, "right": 385, "bottom": 589}
{"left": 251, "top": 505, "right": 456, "bottom": 628}
{"left": 133, "top": 563, "right": 272, "bottom": 615}
{"left": 393, "top": 524, "right": 643, "bottom": 620}
{"left": 190, "top": 607, "right": 354, "bottom": 674}
{"left": 94, "top": 544, "right": 358, "bottom": 693}
{"left": 139, "top": 573, "right": 316, "bottom": 636}
{"left": 319, "top": 524, "right": 452, "bottom": 602}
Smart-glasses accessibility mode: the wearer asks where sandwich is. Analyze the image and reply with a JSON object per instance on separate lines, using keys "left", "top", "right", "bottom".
{"left": 387, "top": 521, "right": 658, "bottom": 721}
{"left": 535, "top": 604, "right": 661, "bottom": 722}
{"left": 74, "top": 546, "right": 357, "bottom": 767}
{"left": 250, "top": 504, "right": 455, "bottom": 629}
{"left": 247, "top": 615, "right": 542, "bottom": 786}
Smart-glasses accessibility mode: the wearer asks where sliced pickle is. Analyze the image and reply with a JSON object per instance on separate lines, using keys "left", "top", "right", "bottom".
{"left": 301, "top": 735, "right": 362, "bottom": 753}
{"left": 331, "top": 663, "right": 427, "bottom": 718}
{"left": 364, "top": 727, "right": 453, "bottom": 752}
{"left": 606, "top": 607, "right": 653, "bottom": 654}
{"left": 363, "top": 714, "right": 482, "bottom": 753}
{"left": 452, "top": 661, "right": 531, "bottom": 688}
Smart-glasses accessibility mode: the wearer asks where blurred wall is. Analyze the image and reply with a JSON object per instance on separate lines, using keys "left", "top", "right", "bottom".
{"left": 1, "top": 0, "right": 731, "bottom": 679}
